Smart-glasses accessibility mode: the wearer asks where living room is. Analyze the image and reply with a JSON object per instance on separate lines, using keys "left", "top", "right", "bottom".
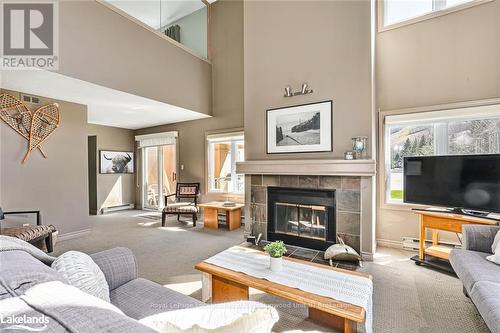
{"left": 1, "top": 0, "right": 499, "bottom": 332}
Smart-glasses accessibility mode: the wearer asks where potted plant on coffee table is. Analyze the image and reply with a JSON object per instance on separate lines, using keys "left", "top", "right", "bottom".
{"left": 264, "top": 240, "right": 287, "bottom": 272}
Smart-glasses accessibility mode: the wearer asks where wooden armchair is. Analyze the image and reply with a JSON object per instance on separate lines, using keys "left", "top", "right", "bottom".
{"left": 161, "top": 183, "right": 200, "bottom": 227}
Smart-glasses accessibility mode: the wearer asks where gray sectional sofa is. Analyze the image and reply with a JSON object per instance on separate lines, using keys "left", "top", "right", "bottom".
{"left": 0, "top": 246, "right": 204, "bottom": 332}
{"left": 449, "top": 224, "right": 500, "bottom": 333}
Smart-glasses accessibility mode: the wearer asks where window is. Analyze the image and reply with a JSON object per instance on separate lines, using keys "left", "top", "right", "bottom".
{"left": 384, "top": 105, "right": 500, "bottom": 203}
{"left": 207, "top": 132, "right": 245, "bottom": 194}
{"left": 383, "top": 0, "right": 479, "bottom": 27}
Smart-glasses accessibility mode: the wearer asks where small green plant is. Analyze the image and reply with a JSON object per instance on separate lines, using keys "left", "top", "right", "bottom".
{"left": 264, "top": 241, "right": 287, "bottom": 258}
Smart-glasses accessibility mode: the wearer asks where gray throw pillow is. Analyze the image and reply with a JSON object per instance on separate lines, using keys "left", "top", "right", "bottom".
{"left": 52, "top": 251, "right": 110, "bottom": 302}
{"left": 324, "top": 237, "right": 361, "bottom": 262}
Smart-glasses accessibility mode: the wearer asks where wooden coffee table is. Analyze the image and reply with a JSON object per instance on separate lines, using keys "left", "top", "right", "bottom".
{"left": 198, "top": 202, "right": 244, "bottom": 231}
{"left": 195, "top": 248, "right": 371, "bottom": 333}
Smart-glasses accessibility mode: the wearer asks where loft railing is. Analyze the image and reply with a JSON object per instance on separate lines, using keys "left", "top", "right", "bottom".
{"left": 100, "top": 0, "right": 211, "bottom": 61}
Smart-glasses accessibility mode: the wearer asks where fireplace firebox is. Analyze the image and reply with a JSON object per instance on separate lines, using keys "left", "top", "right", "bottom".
{"left": 267, "top": 187, "right": 336, "bottom": 251}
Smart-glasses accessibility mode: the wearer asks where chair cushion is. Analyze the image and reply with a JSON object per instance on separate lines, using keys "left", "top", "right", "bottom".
{"left": 469, "top": 281, "right": 500, "bottom": 333}
{"left": 178, "top": 186, "right": 198, "bottom": 196}
{"left": 110, "top": 278, "right": 203, "bottom": 320}
{"left": 163, "top": 203, "right": 199, "bottom": 213}
{"left": 1, "top": 225, "right": 55, "bottom": 242}
{"left": 449, "top": 249, "right": 500, "bottom": 293}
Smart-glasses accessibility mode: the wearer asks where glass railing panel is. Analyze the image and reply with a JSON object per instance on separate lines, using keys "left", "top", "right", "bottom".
{"left": 160, "top": 0, "right": 207, "bottom": 59}
{"left": 106, "top": 0, "right": 162, "bottom": 31}
{"left": 104, "top": 0, "right": 209, "bottom": 60}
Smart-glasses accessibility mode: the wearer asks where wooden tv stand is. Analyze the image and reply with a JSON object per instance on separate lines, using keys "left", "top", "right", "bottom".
{"left": 412, "top": 209, "right": 499, "bottom": 272}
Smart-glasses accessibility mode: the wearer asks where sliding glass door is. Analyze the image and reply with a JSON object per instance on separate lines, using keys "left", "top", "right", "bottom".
{"left": 142, "top": 144, "right": 177, "bottom": 210}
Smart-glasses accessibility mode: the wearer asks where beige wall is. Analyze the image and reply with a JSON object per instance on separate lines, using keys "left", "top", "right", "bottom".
{"left": 0, "top": 90, "right": 89, "bottom": 236}
{"left": 88, "top": 124, "right": 136, "bottom": 212}
{"left": 376, "top": 1, "right": 500, "bottom": 245}
{"left": 243, "top": 0, "right": 373, "bottom": 161}
{"left": 135, "top": 0, "right": 244, "bottom": 203}
{"left": 58, "top": 0, "right": 211, "bottom": 116}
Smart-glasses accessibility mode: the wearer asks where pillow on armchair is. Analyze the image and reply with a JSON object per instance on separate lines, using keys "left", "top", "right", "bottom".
{"left": 139, "top": 301, "right": 279, "bottom": 333}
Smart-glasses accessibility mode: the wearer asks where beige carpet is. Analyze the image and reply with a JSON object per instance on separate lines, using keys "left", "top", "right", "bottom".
{"left": 55, "top": 211, "right": 489, "bottom": 333}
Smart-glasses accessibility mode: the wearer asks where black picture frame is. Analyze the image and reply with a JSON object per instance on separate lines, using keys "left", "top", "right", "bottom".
{"left": 266, "top": 100, "right": 333, "bottom": 154}
{"left": 99, "top": 150, "right": 135, "bottom": 174}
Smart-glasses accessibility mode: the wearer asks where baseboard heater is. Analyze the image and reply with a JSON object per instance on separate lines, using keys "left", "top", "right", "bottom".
{"left": 402, "top": 237, "right": 461, "bottom": 252}
{"left": 101, "top": 204, "right": 134, "bottom": 214}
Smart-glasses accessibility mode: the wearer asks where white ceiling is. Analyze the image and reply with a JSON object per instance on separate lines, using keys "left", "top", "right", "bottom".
{"left": 107, "top": 0, "right": 214, "bottom": 30}
{"left": 0, "top": 69, "right": 210, "bottom": 130}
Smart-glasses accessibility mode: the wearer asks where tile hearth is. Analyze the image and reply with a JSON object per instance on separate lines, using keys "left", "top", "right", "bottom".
{"left": 241, "top": 240, "right": 360, "bottom": 271}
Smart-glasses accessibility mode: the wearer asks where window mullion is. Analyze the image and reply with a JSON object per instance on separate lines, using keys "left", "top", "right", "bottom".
{"left": 208, "top": 143, "right": 214, "bottom": 192}
{"left": 384, "top": 124, "right": 392, "bottom": 201}
{"left": 231, "top": 140, "right": 237, "bottom": 193}
{"left": 433, "top": 0, "right": 447, "bottom": 11}
{"left": 435, "top": 123, "right": 448, "bottom": 155}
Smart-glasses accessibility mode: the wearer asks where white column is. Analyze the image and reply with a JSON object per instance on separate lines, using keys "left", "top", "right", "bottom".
{"left": 360, "top": 176, "right": 376, "bottom": 260}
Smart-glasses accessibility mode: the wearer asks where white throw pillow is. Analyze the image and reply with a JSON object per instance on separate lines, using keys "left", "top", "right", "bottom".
{"left": 20, "top": 281, "right": 122, "bottom": 314}
{"left": 486, "top": 255, "right": 500, "bottom": 265}
{"left": 52, "top": 251, "right": 110, "bottom": 302}
{"left": 139, "top": 301, "right": 279, "bottom": 333}
{"left": 486, "top": 241, "right": 500, "bottom": 266}
{"left": 491, "top": 230, "right": 500, "bottom": 254}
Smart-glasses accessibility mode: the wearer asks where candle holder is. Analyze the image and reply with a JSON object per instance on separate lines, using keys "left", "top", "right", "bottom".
{"left": 352, "top": 136, "right": 368, "bottom": 159}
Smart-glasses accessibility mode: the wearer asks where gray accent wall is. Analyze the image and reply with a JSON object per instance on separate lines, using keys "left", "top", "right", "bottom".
{"left": 88, "top": 124, "right": 136, "bottom": 213}
{"left": 243, "top": 0, "right": 373, "bottom": 160}
{"left": 135, "top": 0, "right": 244, "bottom": 203}
{"left": 376, "top": 0, "right": 500, "bottom": 245}
{"left": 0, "top": 89, "right": 90, "bottom": 235}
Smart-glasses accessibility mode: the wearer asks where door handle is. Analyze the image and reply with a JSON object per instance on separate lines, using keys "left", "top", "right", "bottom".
{"left": 173, "top": 172, "right": 177, "bottom": 181}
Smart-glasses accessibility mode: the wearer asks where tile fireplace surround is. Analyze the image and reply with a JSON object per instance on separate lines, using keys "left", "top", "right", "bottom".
{"left": 236, "top": 159, "right": 376, "bottom": 260}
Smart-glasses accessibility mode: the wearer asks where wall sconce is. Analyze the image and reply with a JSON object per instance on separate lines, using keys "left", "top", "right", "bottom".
{"left": 284, "top": 83, "right": 313, "bottom": 98}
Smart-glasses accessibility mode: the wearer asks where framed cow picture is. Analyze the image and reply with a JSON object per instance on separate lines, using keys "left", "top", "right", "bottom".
{"left": 100, "top": 150, "right": 134, "bottom": 174}
{"left": 267, "top": 100, "right": 333, "bottom": 154}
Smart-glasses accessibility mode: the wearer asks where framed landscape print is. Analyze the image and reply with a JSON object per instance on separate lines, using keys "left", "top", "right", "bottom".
{"left": 100, "top": 150, "right": 134, "bottom": 174}
{"left": 267, "top": 100, "right": 333, "bottom": 154}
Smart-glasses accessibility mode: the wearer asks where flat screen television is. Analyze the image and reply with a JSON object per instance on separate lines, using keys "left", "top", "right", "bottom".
{"left": 403, "top": 154, "right": 500, "bottom": 214}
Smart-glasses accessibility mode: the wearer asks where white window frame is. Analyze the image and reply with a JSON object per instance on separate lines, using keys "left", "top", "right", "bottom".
{"left": 378, "top": 0, "right": 493, "bottom": 32}
{"left": 378, "top": 98, "right": 500, "bottom": 211}
{"left": 206, "top": 130, "right": 245, "bottom": 195}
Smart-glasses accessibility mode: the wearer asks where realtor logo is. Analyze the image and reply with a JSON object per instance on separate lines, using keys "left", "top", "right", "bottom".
{"left": 1, "top": 1, "right": 59, "bottom": 69}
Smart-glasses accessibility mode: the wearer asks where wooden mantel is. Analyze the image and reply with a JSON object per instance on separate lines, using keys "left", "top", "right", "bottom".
{"left": 236, "top": 159, "right": 376, "bottom": 176}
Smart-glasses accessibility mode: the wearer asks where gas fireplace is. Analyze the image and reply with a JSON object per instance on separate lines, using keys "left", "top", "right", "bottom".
{"left": 267, "top": 187, "right": 336, "bottom": 251}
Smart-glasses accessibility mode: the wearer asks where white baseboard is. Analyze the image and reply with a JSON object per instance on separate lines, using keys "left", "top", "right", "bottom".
{"left": 377, "top": 238, "right": 403, "bottom": 249}
{"left": 361, "top": 251, "right": 374, "bottom": 261}
{"left": 101, "top": 204, "right": 135, "bottom": 214}
{"left": 57, "top": 229, "right": 91, "bottom": 242}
